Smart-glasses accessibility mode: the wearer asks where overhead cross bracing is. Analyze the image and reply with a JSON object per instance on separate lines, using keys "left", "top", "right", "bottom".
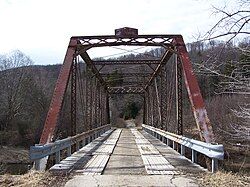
{"left": 93, "top": 59, "right": 161, "bottom": 65}
{"left": 38, "top": 27, "right": 216, "bottom": 171}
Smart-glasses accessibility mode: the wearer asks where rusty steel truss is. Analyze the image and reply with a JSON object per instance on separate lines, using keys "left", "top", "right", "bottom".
{"left": 39, "top": 27, "right": 215, "bottom": 149}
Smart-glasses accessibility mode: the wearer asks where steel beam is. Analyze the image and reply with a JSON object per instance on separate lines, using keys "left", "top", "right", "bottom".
{"left": 160, "top": 65, "right": 168, "bottom": 131}
{"left": 106, "top": 94, "right": 110, "bottom": 124}
{"left": 39, "top": 38, "right": 77, "bottom": 145}
{"left": 107, "top": 82, "right": 146, "bottom": 87}
{"left": 93, "top": 60, "right": 160, "bottom": 65}
{"left": 176, "top": 55, "right": 183, "bottom": 135}
{"left": 154, "top": 78, "right": 162, "bottom": 128}
{"left": 96, "top": 81, "right": 101, "bottom": 127}
{"left": 71, "top": 57, "right": 77, "bottom": 136}
{"left": 174, "top": 36, "right": 214, "bottom": 143}
{"left": 80, "top": 52, "right": 107, "bottom": 88}
{"left": 73, "top": 35, "right": 177, "bottom": 50}
{"left": 108, "top": 86, "right": 144, "bottom": 94}
{"left": 92, "top": 77, "right": 97, "bottom": 129}
{"left": 144, "top": 50, "right": 173, "bottom": 90}
{"left": 101, "top": 73, "right": 152, "bottom": 77}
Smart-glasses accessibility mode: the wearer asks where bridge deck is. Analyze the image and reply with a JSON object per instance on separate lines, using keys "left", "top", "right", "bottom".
{"left": 59, "top": 128, "right": 205, "bottom": 186}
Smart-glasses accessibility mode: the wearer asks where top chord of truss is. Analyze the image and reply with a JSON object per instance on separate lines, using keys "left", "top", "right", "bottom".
{"left": 93, "top": 59, "right": 161, "bottom": 65}
{"left": 73, "top": 34, "right": 178, "bottom": 49}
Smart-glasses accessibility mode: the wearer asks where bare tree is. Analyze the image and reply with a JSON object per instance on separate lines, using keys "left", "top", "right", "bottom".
{"left": 0, "top": 50, "right": 33, "bottom": 145}
{"left": 195, "top": 0, "right": 250, "bottom": 147}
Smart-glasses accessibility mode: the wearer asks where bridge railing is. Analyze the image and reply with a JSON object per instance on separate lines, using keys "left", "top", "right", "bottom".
{"left": 30, "top": 124, "right": 111, "bottom": 170}
{"left": 142, "top": 124, "right": 224, "bottom": 173}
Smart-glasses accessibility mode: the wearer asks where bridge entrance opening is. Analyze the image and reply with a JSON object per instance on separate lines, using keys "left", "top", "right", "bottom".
{"left": 31, "top": 28, "right": 222, "bottom": 173}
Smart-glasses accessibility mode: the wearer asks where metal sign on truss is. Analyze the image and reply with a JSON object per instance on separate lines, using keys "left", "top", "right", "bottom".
{"left": 39, "top": 27, "right": 215, "bottom": 156}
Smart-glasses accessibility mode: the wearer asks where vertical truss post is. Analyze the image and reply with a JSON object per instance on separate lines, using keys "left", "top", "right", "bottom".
{"left": 161, "top": 65, "right": 168, "bottom": 131}
{"left": 103, "top": 88, "right": 107, "bottom": 125}
{"left": 96, "top": 82, "right": 100, "bottom": 126}
{"left": 94, "top": 78, "right": 98, "bottom": 128}
{"left": 106, "top": 93, "right": 110, "bottom": 124}
{"left": 154, "top": 78, "right": 162, "bottom": 128}
{"left": 86, "top": 67, "right": 92, "bottom": 131}
{"left": 83, "top": 73, "right": 87, "bottom": 131}
{"left": 71, "top": 57, "right": 77, "bottom": 136}
{"left": 100, "top": 86, "right": 105, "bottom": 126}
{"left": 143, "top": 95, "right": 146, "bottom": 124}
{"left": 90, "top": 73, "right": 93, "bottom": 130}
{"left": 146, "top": 91, "right": 149, "bottom": 125}
{"left": 92, "top": 77, "right": 97, "bottom": 128}
{"left": 144, "top": 90, "right": 149, "bottom": 125}
{"left": 176, "top": 54, "right": 183, "bottom": 135}
{"left": 152, "top": 84, "right": 158, "bottom": 128}
{"left": 174, "top": 36, "right": 214, "bottom": 142}
{"left": 100, "top": 87, "right": 102, "bottom": 126}
{"left": 148, "top": 86, "right": 153, "bottom": 126}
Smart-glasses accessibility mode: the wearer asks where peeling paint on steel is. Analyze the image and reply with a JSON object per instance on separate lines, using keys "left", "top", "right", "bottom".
{"left": 174, "top": 36, "right": 215, "bottom": 143}
{"left": 39, "top": 38, "right": 77, "bottom": 145}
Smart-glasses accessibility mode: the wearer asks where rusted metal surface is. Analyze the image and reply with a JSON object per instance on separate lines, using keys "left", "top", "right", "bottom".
{"left": 174, "top": 36, "right": 215, "bottom": 143}
{"left": 39, "top": 28, "right": 216, "bottom": 167}
{"left": 160, "top": 65, "right": 168, "bottom": 131}
{"left": 154, "top": 78, "right": 162, "bottom": 128}
{"left": 71, "top": 57, "right": 77, "bottom": 136}
{"left": 86, "top": 67, "right": 92, "bottom": 131}
{"left": 108, "top": 86, "right": 144, "bottom": 94}
{"left": 106, "top": 94, "right": 110, "bottom": 124}
{"left": 80, "top": 52, "right": 107, "bottom": 88}
{"left": 175, "top": 55, "right": 183, "bottom": 135}
{"left": 73, "top": 35, "right": 177, "bottom": 50}
{"left": 39, "top": 38, "right": 77, "bottom": 144}
{"left": 144, "top": 50, "right": 173, "bottom": 90}
{"left": 115, "top": 27, "right": 138, "bottom": 37}
{"left": 93, "top": 59, "right": 160, "bottom": 65}
{"left": 101, "top": 73, "right": 152, "bottom": 77}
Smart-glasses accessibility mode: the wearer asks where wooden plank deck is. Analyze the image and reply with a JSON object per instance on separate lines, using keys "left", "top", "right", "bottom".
{"left": 50, "top": 127, "right": 205, "bottom": 176}
{"left": 140, "top": 130, "right": 206, "bottom": 173}
{"left": 75, "top": 129, "right": 122, "bottom": 175}
{"left": 131, "top": 128, "right": 178, "bottom": 175}
{"left": 49, "top": 129, "right": 114, "bottom": 173}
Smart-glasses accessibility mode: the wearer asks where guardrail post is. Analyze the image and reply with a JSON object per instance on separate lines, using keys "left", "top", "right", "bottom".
{"left": 181, "top": 145, "right": 185, "bottom": 155}
{"left": 76, "top": 142, "right": 80, "bottom": 151}
{"left": 94, "top": 132, "right": 97, "bottom": 139}
{"left": 163, "top": 137, "right": 166, "bottom": 144}
{"left": 34, "top": 159, "right": 42, "bottom": 170}
{"left": 55, "top": 151, "right": 60, "bottom": 164}
{"left": 212, "top": 158, "right": 218, "bottom": 173}
{"left": 192, "top": 150, "right": 197, "bottom": 163}
{"left": 85, "top": 137, "right": 89, "bottom": 145}
{"left": 67, "top": 146, "right": 72, "bottom": 157}
{"left": 167, "top": 138, "right": 170, "bottom": 146}
{"left": 160, "top": 134, "right": 163, "bottom": 141}
{"left": 172, "top": 141, "right": 175, "bottom": 150}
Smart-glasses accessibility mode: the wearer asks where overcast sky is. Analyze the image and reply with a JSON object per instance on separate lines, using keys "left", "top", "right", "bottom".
{"left": 0, "top": 0, "right": 235, "bottom": 65}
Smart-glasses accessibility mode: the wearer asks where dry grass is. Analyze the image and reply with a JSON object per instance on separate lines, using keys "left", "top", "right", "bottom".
{"left": 0, "top": 170, "right": 70, "bottom": 187}
{"left": 0, "top": 146, "right": 29, "bottom": 163}
{"left": 198, "top": 171, "right": 250, "bottom": 187}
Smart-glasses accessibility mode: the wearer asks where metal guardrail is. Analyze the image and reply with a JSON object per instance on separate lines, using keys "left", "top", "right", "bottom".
{"left": 142, "top": 124, "right": 224, "bottom": 173}
{"left": 30, "top": 124, "right": 111, "bottom": 170}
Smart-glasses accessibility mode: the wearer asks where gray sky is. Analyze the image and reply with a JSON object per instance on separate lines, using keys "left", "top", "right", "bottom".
{"left": 0, "top": 0, "right": 234, "bottom": 65}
